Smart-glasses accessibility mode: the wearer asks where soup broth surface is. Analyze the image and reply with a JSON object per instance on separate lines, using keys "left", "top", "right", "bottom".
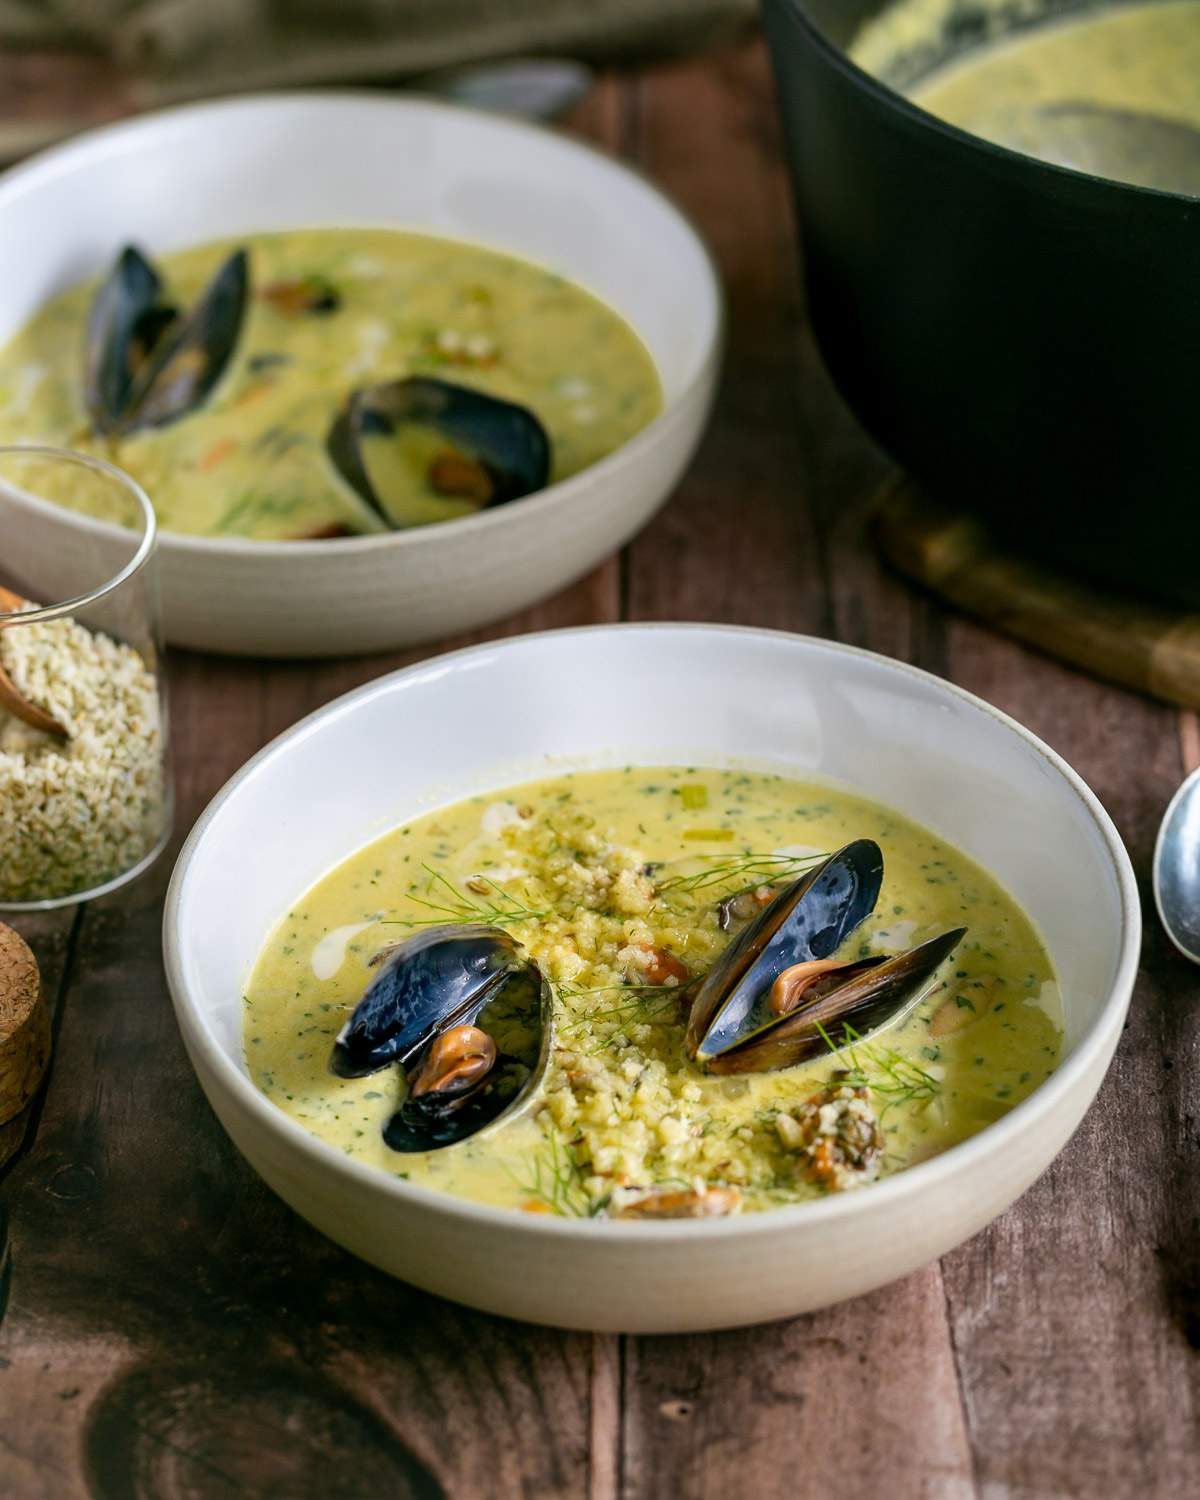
{"left": 0, "top": 228, "right": 661, "bottom": 539}
{"left": 243, "top": 767, "right": 1061, "bottom": 1218}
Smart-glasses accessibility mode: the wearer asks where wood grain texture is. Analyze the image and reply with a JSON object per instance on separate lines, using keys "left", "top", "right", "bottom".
{"left": 623, "top": 1273, "right": 975, "bottom": 1500}
{"left": 0, "top": 48, "right": 131, "bottom": 161}
{"left": 934, "top": 633, "right": 1199, "bottom": 1499}
{"left": 0, "top": 71, "right": 625, "bottom": 1500}
{"left": 619, "top": 47, "right": 976, "bottom": 1500}
{"left": 0, "top": 578, "right": 624, "bottom": 1500}
{"left": 0, "top": 35, "right": 1194, "bottom": 1500}
{"left": 624, "top": 52, "right": 829, "bottom": 634}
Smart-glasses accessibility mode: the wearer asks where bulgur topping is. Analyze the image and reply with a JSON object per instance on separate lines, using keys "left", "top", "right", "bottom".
{"left": 0, "top": 605, "right": 165, "bottom": 903}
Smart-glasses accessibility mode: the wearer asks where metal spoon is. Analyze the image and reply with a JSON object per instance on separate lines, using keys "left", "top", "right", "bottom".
{"left": 1028, "top": 103, "right": 1200, "bottom": 196}
{"left": 416, "top": 59, "right": 594, "bottom": 121}
{"left": 1152, "top": 766, "right": 1200, "bottom": 962}
{"left": 0, "top": 586, "right": 68, "bottom": 739}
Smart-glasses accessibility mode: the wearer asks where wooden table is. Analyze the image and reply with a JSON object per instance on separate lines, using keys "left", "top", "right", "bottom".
{"left": 0, "top": 39, "right": 1196, "bottom": 1500}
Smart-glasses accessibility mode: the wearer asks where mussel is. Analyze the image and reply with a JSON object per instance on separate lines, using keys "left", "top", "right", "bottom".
{"left": 686, "top": 841, "right": 965, "bottom": 1074}
{"left": 85, "top": 244, "right": 248, "bottom": 436}
{"left": 717, "top": 883, "right": 784, "bottom": 932}
{"left": 330, "top": 924, "right": 552, "bottom": 1153}
{"left": 327, "top": 376, "right": 550, "bottom": 529}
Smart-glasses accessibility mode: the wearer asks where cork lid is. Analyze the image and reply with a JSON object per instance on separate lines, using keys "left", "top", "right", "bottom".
{"left": 0, "top": 922, "right": 50, "bottom": 1130}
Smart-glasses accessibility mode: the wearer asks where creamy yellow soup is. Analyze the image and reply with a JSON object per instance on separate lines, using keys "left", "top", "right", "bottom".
{"left": 0, "top": 228, "right": 662, "bottom": 540}
{"left": 243, "top": 767, "right": 1061, "bottom": 1218}
{"left": 853, "top": 1, "right": 1200, "bottom": 193}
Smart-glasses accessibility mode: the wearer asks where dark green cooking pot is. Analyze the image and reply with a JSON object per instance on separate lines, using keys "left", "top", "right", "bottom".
{"left": 762, "top": 0, "right": 1200, "bottom": 606}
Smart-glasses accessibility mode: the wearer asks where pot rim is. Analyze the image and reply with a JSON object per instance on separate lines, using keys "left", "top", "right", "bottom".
{"left": 770, "top": 0, "right": 1200, "bottom": 208}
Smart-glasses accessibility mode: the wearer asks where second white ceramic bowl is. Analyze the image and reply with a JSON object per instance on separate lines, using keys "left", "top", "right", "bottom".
{"left": 0, "top": 95, "right": 720, "bottom": 656}
{"left": 163, "top": 626, "right": 1140, "bottom": 1332}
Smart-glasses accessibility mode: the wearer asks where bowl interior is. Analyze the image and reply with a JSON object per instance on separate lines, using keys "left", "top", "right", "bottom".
{"left": 172, "top": 627, "right": 1131, "bottom": 1092}
{"left": 0, "top": 92, "right": 717, "bottom": 406}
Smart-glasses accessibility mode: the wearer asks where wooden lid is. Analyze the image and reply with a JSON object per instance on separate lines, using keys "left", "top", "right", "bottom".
{"left": 0, "top": 922, "right": 50, "bottom": 1132}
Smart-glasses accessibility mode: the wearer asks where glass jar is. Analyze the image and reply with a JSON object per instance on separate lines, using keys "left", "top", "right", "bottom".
{"left": 0, "top": 446, "right": 172, "bottom": 909}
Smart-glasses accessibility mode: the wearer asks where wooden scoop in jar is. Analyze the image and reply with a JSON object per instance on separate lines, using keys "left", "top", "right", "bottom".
{"left": 0, "top": 585, "right": 68, "bottom": 738}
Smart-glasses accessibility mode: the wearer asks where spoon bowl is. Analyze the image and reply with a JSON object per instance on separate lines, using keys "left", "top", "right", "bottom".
{"left": 1152, "top": 765, "right": 1200, "bottom": 963}
{"left": 1027, "top": 104, "right": 1200, "bottom": 196}
{"left": 0, "top": 585, "right": 68, "bottom": 739}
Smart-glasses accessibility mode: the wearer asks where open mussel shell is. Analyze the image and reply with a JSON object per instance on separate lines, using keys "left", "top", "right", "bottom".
{"left": 702, "top": 928, "right": 966, "bottom": 1075}
{"left": 84, "top": 244, "right": 248, "bottom": 435}
{"left": 384, "top": 961, "right": 552, "bottom": 1152}
{"left": 327, "top": 376, "right": 551, "bottom": 529}
{"left": 85, "top": 246, "right": 163, "bottom": 435}
{"left": 329, "top": 922, "right": 552, "bottom": 1153}
{"left": 331, "top": 923, "right": 525, "bottom": 1078}
{"left": 686, "top": 840, "right": 884, "bottom": 1064}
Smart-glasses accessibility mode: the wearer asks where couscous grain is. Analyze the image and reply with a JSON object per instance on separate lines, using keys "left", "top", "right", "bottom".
{"left": 0, "top": 606, "right": 165, "bottom": 903}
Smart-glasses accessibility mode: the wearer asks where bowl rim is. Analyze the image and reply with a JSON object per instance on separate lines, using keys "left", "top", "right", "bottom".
{"left": 163, "top": 621, "right": 1141, "bottom": 1241}
{"left": 771, "top": 0, "right": 1199, "bottom": 208}
{"left": 0, "top": 444, "right": 158, "bottom": 624}
{"left": 0, "top": 88, "right": 724, "bottom": 560}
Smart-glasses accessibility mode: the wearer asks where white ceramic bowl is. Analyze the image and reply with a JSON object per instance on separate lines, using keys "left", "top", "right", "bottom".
{"left": 163, "top": 625, "right": 1140, "bottom": 1332}
{"left": 0, "top": 95, "right": 720, "bottom": 656}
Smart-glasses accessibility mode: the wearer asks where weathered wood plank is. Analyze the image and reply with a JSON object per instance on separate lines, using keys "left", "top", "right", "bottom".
{"left": 0, "top": 873, "right": 596, "bottom": 1500}
{"left": 621, "top": 45, "right": 976, "bottom": 1500}
{"left": 0, "top": 70, "right": 628, "bottom": 1499}
{"left": 0, "top": 579, "right": 624, "bottom": 1500}
{"left": 623, "top": 1272, "right": 974, "bottom": 1500}
{"left": 932, "top": 627, "right": 1199, "bottom": 1499}
{"left": 0, "top": 33, "right": 1195, "bottom": 1500}
{"left": 622, "top": 50, "right": 827, "bottom": 636}
{"left": 0, "top": 47, "right": 131, "bottom": 161}
{"left": 801, "top": 246, "right": 1200, "bottom": 1498}
{"left": 734, "top": 31, "right": 1198, "bottom": 1493}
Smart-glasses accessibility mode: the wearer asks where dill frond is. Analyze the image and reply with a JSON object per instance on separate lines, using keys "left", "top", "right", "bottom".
{"left": 506, "top": 1124, "right": 594, "bottom": 1217}
{"left": 559, "top": 983, "right": 686, "bottom": 1054}
{"left": 818, "top": 1020, "right": 941, "bottom": 1115}
{"left": 382, "top": 863, "right": 549, "bottom": 930}
{"left": 654, "top": 850, "right": 826, "bottom": 901}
